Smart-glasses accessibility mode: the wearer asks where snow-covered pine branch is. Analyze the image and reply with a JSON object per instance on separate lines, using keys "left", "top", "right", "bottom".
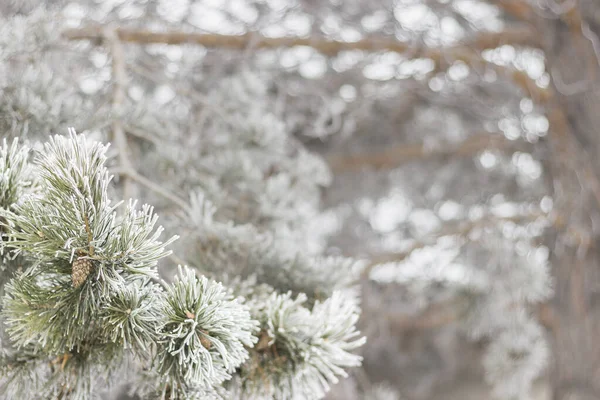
{"left": 0, "top": 133, "right": 262, "bottom": 399}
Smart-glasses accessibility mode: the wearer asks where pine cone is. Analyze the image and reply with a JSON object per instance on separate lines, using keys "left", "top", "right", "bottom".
{"left": 72, "top": 257, "right": 93, "bottom": 288}
{"left": 199, "top": 333, "right": 212, "bottom": 350}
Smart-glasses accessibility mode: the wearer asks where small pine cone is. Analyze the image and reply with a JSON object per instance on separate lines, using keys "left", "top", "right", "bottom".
{"left": 199, "top": 331, "right": 212, "bottom": 350}
{"left": 72, "top": 257, "right": 93, "bottom": 288}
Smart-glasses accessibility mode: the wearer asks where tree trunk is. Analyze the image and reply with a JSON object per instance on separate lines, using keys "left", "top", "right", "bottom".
{"left": 534, "top": 2, "right": 600, "bottom": 399}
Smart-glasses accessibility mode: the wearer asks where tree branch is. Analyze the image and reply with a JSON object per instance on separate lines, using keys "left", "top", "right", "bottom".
{"left": 500, "top": 66, "right": 553, "bottom": 103}
{"left": 386, "top": 295, "right": 470, "bottom": 331}
{"left": 496, "top": 0, "right": 536, "bottom": 22}
{"left": 386, "top": 297, "right": 556, "bottom": 332}
{"left": 64, "top": 25, "right": 551, "bottom": 111}
{"left": 101, "top": 28, "right": 192, "bottom": 213}
{"left": 103, "top": 28, "right": 134, "bottom": 200}
{"left": 364, "top": 208, "right": 552, "bottom": 277}
{"left": 63, "top": 25, "right": 539, "bottom": 55}
{"left": 326, "top": 133, "right": 521, "bottom": 173}
{"left": 71, "top": 25, "right": 567, "bottom": 218}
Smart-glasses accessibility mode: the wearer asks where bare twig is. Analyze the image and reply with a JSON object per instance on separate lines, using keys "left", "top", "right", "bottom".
{"left": 102, "top": 28, "right": 192, "bottom": 213}
{"left": 386, "top": 295, "right": 471, "bottom": 331}
{"left": 496, "top": 0, "right": 536, "bottom": 22}
{"left": 386, "top": 296, "right": 556, "bottom": 332}
{"left": 114, "top": 168, "right": 191, "bottom": 213}
{"left": 124, "top": 124, "right": 161, "bottom": 146}
{"left": 327, "top": 133, "right": 522, "bottom": 173}
{"left": 495, "top": 65, "right": 553, "bottom": 103}
{"left": 128, "top": 64, "right": 233, "bottom": 125}
{"left": 364, "top": 208, "right": 552, "bottom": 277}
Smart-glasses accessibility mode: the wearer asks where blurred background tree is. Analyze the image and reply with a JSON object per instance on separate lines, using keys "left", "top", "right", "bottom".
{"left": 2, "top": 0, "right": 600, "bottom": 399}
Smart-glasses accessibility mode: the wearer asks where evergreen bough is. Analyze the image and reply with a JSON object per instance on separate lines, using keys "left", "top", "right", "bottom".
{"left": 0, "top": 131, "right": 364, "bottom": 399}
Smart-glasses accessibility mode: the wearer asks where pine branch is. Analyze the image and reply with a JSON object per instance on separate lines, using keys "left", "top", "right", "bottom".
{"left": 0, "top": 133, "right": 183, "bottom": 398}
{"left": 154, "top": 266, "right": 257, "bottom": 397}
{"left": 0, "top": 138, "right": 31, "bottom": 210}
{"left": 235, "top": 290, "right": 364, "bottom": 399}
